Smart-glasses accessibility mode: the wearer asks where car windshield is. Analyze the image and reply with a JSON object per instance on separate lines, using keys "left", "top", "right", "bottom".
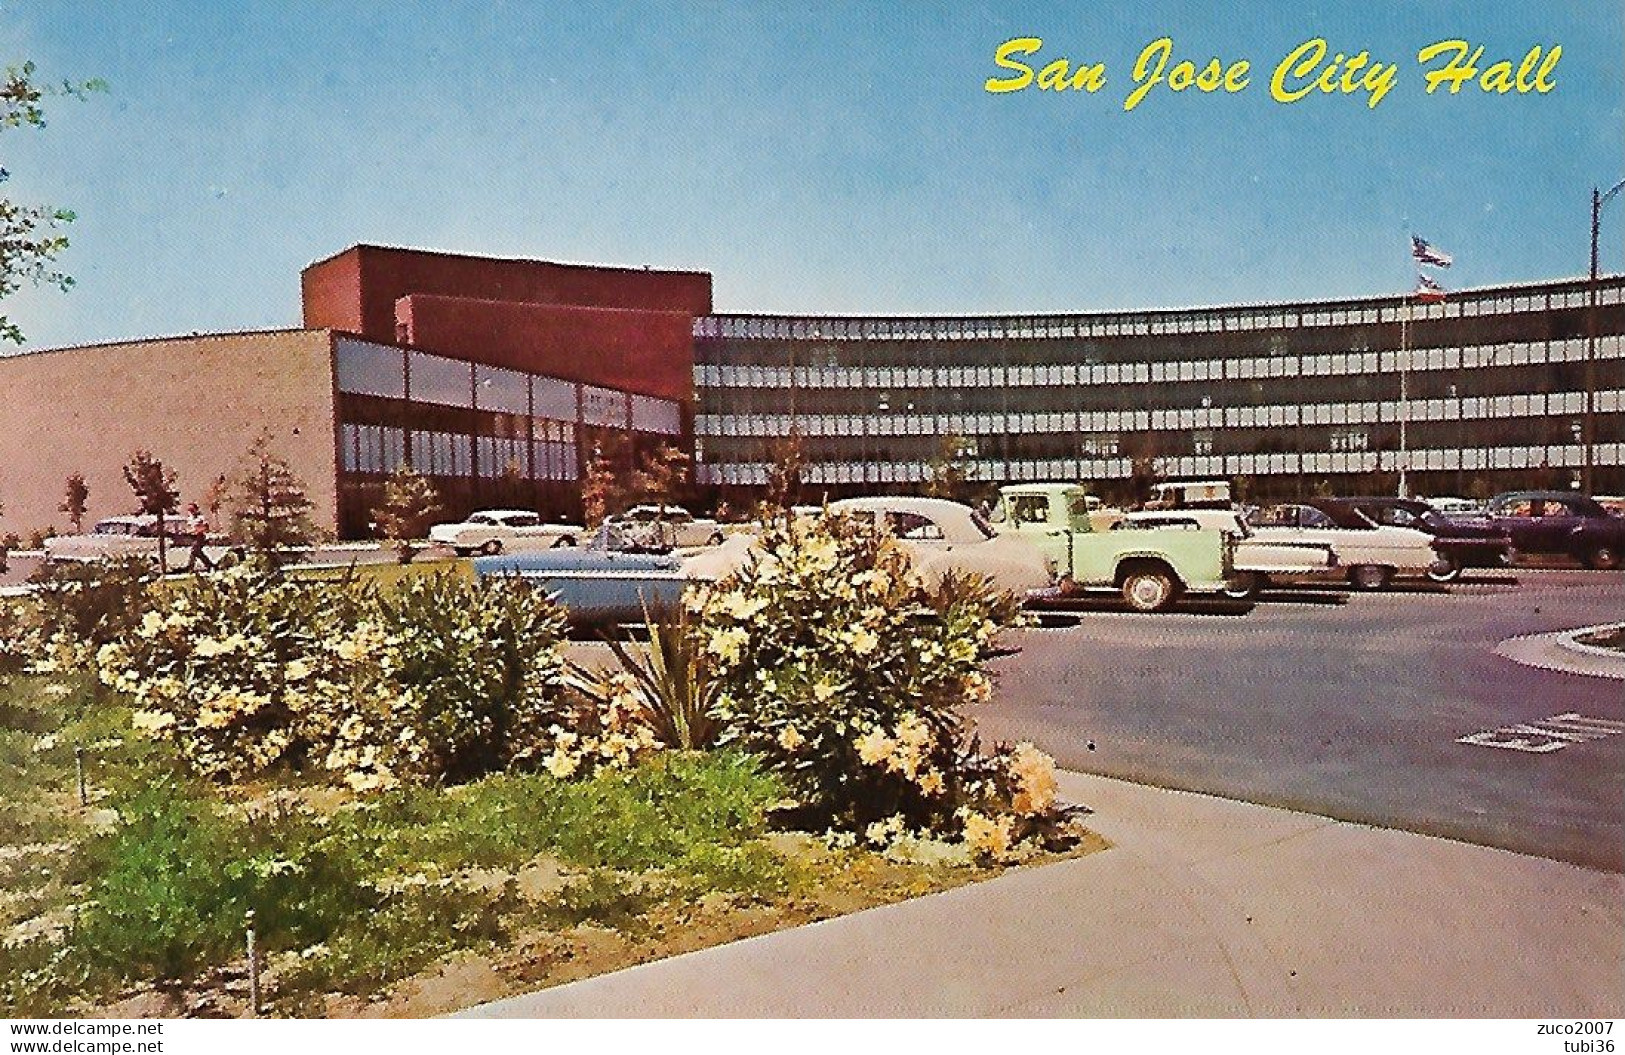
{"left": 501, "top": 514, "right": 540, "bottom": 527}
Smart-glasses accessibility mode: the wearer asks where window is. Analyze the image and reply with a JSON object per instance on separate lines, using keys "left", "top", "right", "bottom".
{"left": 335, "top": 340, "right": 406, "bottom": 398}
{"left": 886, "top": 512, "right": 945, "bottom": 540}
{"left": 475, "top": 365, "right": 529, "bottom": 415}
{"left": 408, "top": 353, "right": 473, "bottom": 407}
{"left": 1009, "top": 495, "right": 1049, "bottom": 524}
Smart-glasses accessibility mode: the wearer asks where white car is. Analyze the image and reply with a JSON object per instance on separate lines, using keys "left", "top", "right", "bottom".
{"left": 43, "top": 515, "right": 242, "bottom": 572}
{"left": 605, "top": 505, "right": 727, "bottom": 549}
{"left": 828, "top": 496, "right": 1055, "bottom": 597}
{"left": 428, "top": 510, "right": 584, "bottom": 556}
{"left": 1423, "top": 496, "right": 1484, "bottom": 517}
{"left": 1113, "top": 508, "right": 1337, "bottom": 600}
{"left": 1245, "top": 500, "right": 1448, "bottom": 590}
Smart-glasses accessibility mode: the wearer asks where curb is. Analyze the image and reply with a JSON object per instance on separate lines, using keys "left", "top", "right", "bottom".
{"left": 1556, "top": 623, "right": 1625, "bottom": 661}
{"left": 1495, "top": 626, "right": 1625, "bottom": 681}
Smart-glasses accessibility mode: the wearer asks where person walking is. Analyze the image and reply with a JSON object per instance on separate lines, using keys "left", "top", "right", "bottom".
{"left": 182, "top": 502, "right": 214, "bottom": 573}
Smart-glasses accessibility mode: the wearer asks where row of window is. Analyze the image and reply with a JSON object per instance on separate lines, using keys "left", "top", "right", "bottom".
{"left": 699, "top": 443, "right": 1625, "bottom": 486}
{"left": 339, "top": 423, "right": 580, "bottom": 481}
{"left": 697, "top": 335, "right": 1623, "bottom": 392}
{"left": 334, "top": 338, "right": 682, "bottom": 435}
{"left": 696, "top": 388, "right": 1624, "bottom": 439}
{"left": 692, "top": 283, "right": 1625, "bottom": 343}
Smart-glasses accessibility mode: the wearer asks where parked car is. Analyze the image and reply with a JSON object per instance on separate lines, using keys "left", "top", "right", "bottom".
{"left": 1144, "top": 480, "right": 1233, "bottom": 511}
{"left": 1423, "top": 496, "right": 1484, "bottom": 517}
{"left": 990, "top": 483, "right": 1235, "bottom": 612}
{"left": 428, "top": 510, "right": 584, "bottom": 556}
{"left": 826, "top": 495, "right": 1056, "bottom": 597}
{"left": 1245, "top": 500, "right": 1448, "bottom": 590}
{"left": 604, "top": 505, "right": 726, "bottom": 549}
{"left": 43, "top": 515, "right": 243, "bottom": 572}
{"left": 1337, "top": 496, "right": 1513, "bottom": 582}
{"left": 475, "top": 497, "right": 1052, "bottom": 627}
{"left": 1112, "top": 508, "right": 1337, "bottom": 600}
{"left": 1481, "top": 491, "right": 1625, "bottom": 570}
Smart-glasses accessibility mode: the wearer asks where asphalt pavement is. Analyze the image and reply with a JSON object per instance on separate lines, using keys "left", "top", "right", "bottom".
{"left": 978, "top": 569, "right": 1625, "bottom": 872}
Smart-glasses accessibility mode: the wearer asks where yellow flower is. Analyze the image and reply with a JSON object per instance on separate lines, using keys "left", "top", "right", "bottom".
{"left": 139, "top": 611, "right": 164, "bottom": 637}
{"left": 845, "top": 628, "right": 878, "bottom": 656}
{"left": 544, "top": 748, "right": 581, "bottom": 779}
{"left": 855, "top": 727, "right": 894, "bottom": 766}
{"left": 777, "top": 724, "right": 805, "bottom": 751}
{"left": 1008, "top": 742, "right": 1059, "bottom": 815}
{"left": 962, "top": 811, "right": 1013, "bottom": 859}
{"left": 812, "top": 680, "right": 837, "bottom": 703}
{"left": 917, "top": 769, "right": 945, "bottom": 796}
{"left": 285, "top": 659, "right": 312, "bottom": 682}
{"left": 131, "top": 710, "right": 175, "bottom": 735}
{"left": 708, "top": 626, "right": 749, "bottom": 664}
{"left": 718, "top": 590, "right": 767, "bottom": 620}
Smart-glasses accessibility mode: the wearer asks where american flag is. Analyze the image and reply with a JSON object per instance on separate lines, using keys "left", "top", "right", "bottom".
{"left": 1411, "top": 235, "right": 1453, "bottom": 268}
{"left": 1414, "top": 273, "right": 1447, "bottom": 303}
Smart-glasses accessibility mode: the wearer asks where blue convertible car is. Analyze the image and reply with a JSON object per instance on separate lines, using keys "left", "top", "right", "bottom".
{"left": 472, "top": 525, "right": 751, "bottom": 626}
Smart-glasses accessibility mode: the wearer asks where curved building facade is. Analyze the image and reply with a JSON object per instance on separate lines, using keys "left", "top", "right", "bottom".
{"left": 693, "top": 275, "right": 1625, "bottom": 502}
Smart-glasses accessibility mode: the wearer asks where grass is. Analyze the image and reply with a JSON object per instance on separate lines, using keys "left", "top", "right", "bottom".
{"left": 0, "top": 673, "right": 996, "bottom": 1018}
{"left": 284, "top": 555, "right": 472, "bottom": 589}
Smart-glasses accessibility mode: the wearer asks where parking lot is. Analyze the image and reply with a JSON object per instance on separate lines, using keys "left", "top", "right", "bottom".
{"left": 976, "top": 569, "right": 1625, "bottom": 872}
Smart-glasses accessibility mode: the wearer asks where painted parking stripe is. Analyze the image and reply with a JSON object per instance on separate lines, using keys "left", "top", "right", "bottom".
{"left": 1457, "top": 713, "right": 1625, "bottom": 753}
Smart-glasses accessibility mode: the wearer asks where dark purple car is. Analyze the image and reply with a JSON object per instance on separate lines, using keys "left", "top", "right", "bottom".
{"left": 1337, "top": 497, "right": 1513, "bottom": 582}
{"left": 1482, "top": 491, "right": 1625, "bottom": 570}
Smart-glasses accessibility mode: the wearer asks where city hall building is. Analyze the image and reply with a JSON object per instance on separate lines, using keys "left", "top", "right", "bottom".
{"left": 694, "top": 277, "right": 1625, "bottom": 504}
{"left": 0, "top": 243, "right": 1621, "bottom": 539}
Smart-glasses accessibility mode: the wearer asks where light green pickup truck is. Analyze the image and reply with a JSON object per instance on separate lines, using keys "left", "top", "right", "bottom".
{"left": 990, "top": 483, "right": 1235, "bottom": 612}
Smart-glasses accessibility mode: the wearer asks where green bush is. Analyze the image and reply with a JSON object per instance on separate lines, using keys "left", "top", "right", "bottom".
{"left": 691, "top": 513, "right": 1076, "bottom": 856}
{"left": 100, "top": 567, "right": 579, "bottom": 789}
{"left": 370, "top": 572, "right": 571, "bottom": 781}
{"left": 26, "top": 556, "right": 156, "bottom": 658}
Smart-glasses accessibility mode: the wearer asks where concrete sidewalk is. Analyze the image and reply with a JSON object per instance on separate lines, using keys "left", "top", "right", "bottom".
{"left": 460, "top": 771, "right": 1624, "bottom": 1018}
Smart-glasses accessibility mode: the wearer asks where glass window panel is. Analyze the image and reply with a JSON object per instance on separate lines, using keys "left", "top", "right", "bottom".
{"left": 533, "top": 376, "right": 577, "bottom": 421}
{"left": 408, "top": 352, "right": 473, "bottom": 407}
{"left": 335, "top": 339, "right": 406, "bottom": 398}
{"left": 475, "top": 364, "right": 529, "bottom": 415}
{"left": 581, "top": 385, "right": 627, "bottom": 428}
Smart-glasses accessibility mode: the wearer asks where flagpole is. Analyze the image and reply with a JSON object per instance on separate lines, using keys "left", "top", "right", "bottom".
{"left": 1399, "top": 291, "right": 1410, "bottom": 499}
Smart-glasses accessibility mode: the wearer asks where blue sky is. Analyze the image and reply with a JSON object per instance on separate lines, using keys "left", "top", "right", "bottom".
{"left": 4, "top": 1, "right": 1621, "bottom": 349}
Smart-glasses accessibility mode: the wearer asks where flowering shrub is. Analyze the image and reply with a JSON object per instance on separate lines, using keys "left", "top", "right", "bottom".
{"left": 99, "top": 567, "right": 586, "bottom": 789}
{"left": 691, "top": 513, "right": 1079, "bottom": 858}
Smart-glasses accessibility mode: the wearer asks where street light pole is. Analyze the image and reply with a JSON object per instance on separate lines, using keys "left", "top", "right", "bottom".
{"left": 1586, "top": 178, "right": 1625, "bottom": 494}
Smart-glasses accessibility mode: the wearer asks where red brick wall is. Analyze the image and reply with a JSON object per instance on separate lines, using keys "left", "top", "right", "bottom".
{"left": 396, "top": 295, "right": 695, "bottom": 403}
{"left": 300, "top": 249, "right": 365, "bottom": 336}
{"left": 302, "top": 245, "right": 713, "bottom": 345}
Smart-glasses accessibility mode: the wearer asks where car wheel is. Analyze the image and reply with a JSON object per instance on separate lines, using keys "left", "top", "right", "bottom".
{"left": 1586, "top": 544, "right": 1622, "bottom": 571}
{"left": 453, "top": 547, "right": 472, "bottom": 558}
{"left": 553, "top": 535, "right": 578, "bottom": 549}
{"left": 1220, "top": 572, "right": 1265, "bottom": 602}
{"left": 1121, "top": 567, "right": 1180, "bottom": 612}
{"left": 1425, "top": 558, "right": 1462, "bottom": 584}
{"left": 708, "top": 531, "right": 725, "bottom": 546}
{"left": 480, "top": 539, "right": 503, "bottom": 556}
{"left": 1347, "top": 564, "right": 1393, "bottom": 591}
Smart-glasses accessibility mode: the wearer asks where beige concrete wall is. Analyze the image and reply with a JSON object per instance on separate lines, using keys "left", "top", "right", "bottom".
{"left": 0, "top": 330, "right": 339, "bottom": 538}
